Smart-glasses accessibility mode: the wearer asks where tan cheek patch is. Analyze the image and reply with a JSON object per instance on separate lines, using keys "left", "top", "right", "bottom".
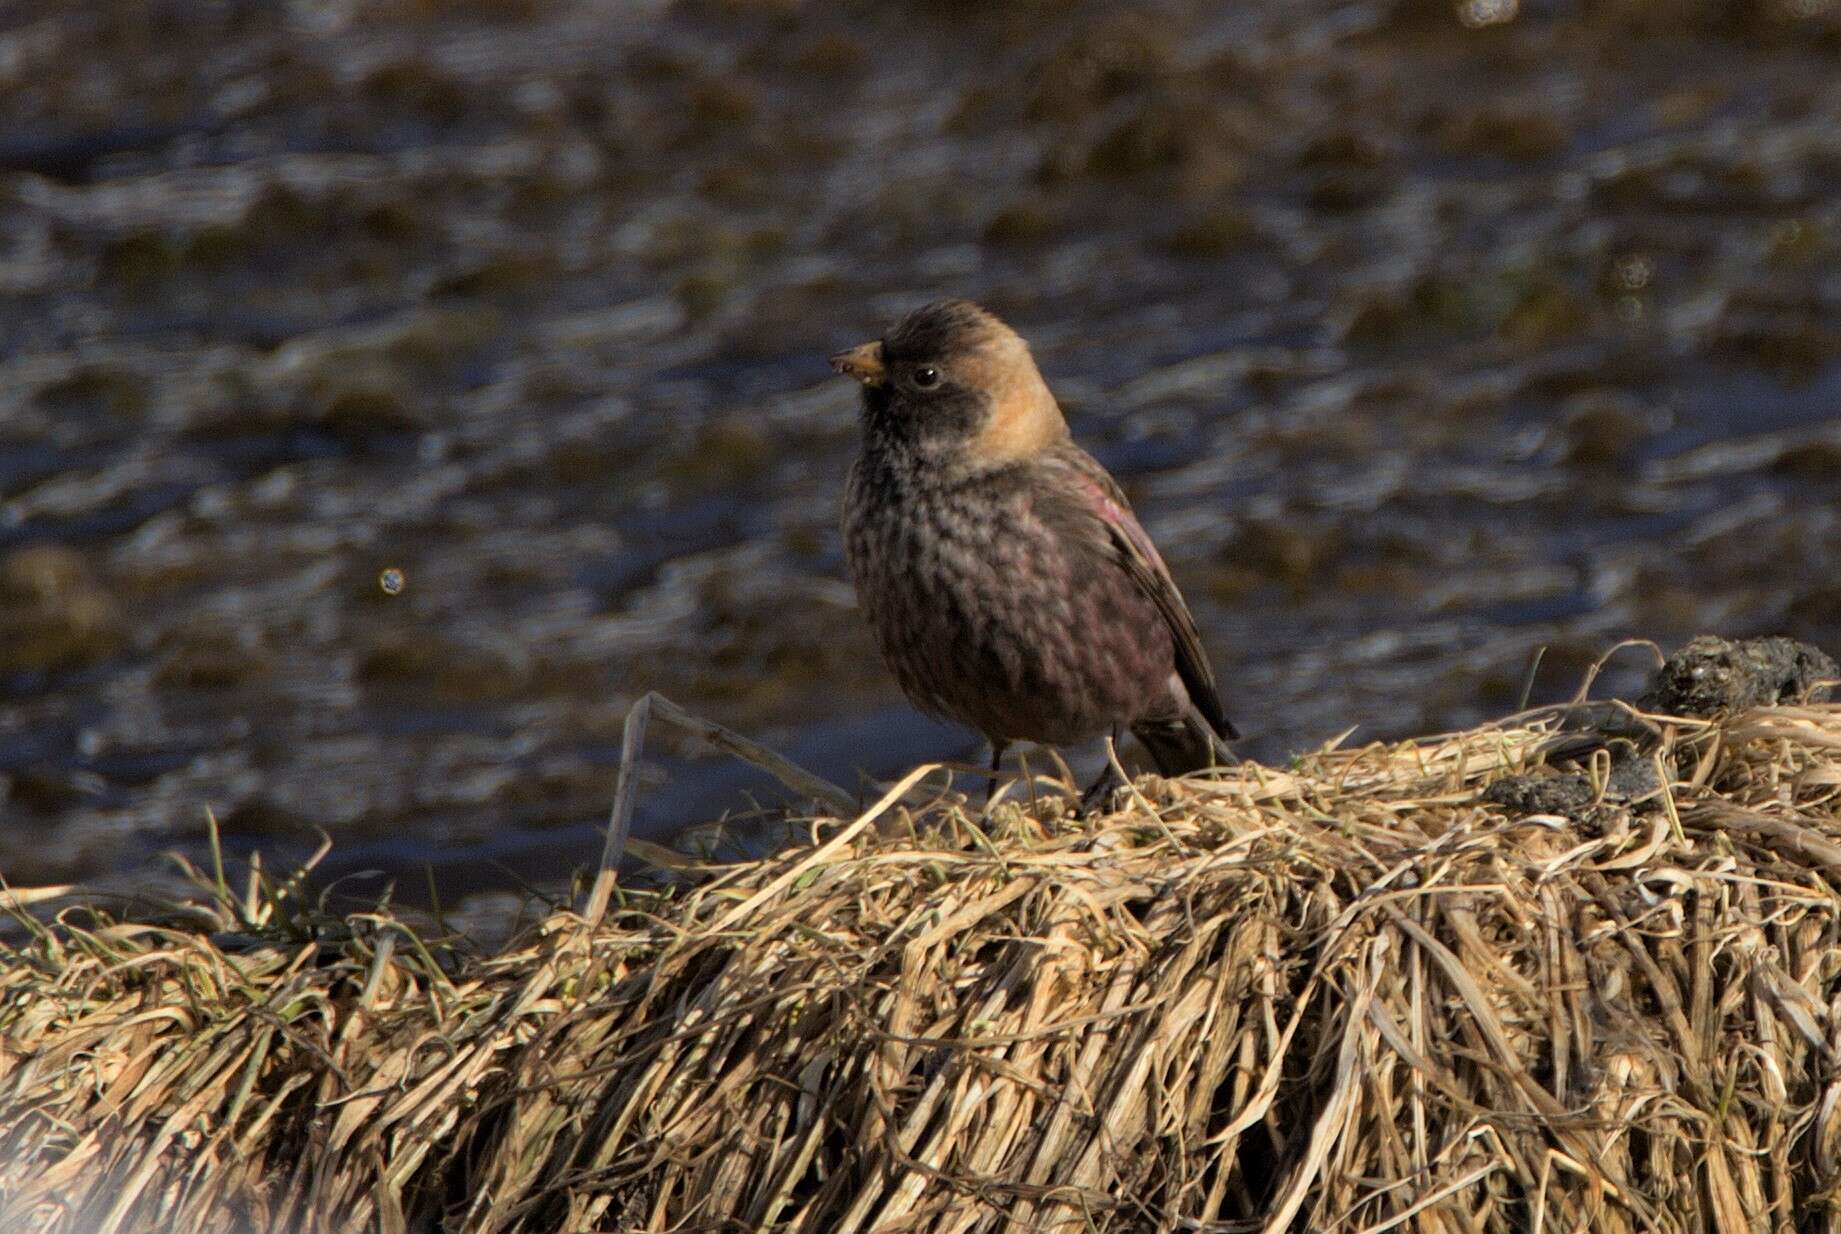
{"left": 961, "top": 338, "right": 1066, "bottom": 463}
{"left": 978, "top": 385, "right": 1063, "bottom": 461}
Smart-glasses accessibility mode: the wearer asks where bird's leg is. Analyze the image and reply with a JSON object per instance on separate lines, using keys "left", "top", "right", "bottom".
{"left": 1078, "top": 727, "right": 1131, "bottom": 815}
{"left": 983, "top": 739, "right": 1010, "bottom": 808}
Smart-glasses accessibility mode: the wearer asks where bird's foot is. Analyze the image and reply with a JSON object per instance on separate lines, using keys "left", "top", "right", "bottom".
{"left": 1075, "top": 763, "right": 1132, "bottom": 817}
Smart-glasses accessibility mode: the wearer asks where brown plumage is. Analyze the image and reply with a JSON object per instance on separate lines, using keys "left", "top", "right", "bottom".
{"left": 832, "top": 299, "right": 1236, "bottom": 801}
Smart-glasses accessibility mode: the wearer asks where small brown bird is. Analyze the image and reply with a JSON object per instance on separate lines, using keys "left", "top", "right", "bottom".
{"left": 832, "top": 299, "right": 1236, "bottom": 804}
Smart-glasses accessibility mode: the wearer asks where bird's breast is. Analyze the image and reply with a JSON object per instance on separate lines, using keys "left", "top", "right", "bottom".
{"left": 845, "top": 471, "right": 1037, "bottom": 629}
{"left": 842, "top": 461, "right": 1174, "bottom": 743}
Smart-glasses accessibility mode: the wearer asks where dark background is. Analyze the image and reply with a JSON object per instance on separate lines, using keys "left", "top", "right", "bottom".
{"left": 2, "top": 0, "right": 1839, "bottom": 929}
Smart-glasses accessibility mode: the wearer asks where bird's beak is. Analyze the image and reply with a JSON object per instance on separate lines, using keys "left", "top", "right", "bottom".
{"left": 829, "top": 341, "right": 887, "bottom": 386}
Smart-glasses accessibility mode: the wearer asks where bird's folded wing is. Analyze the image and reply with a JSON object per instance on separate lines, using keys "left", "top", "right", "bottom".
{"left": 1044, "top": 447, "right": 1237, "bottom": 740}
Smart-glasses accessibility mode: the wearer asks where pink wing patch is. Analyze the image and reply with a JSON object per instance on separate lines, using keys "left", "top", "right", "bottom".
{"left": 1075, "top": 474, "right": 1174, "bottom": 580}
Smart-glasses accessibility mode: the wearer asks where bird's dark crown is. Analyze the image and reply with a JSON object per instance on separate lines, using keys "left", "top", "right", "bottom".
{"left": 880, "top": 299, "right": 996, "bottom": 366}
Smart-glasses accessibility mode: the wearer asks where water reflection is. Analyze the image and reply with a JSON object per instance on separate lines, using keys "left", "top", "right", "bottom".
{"left": 0, "top": 0, "right": 1837, "bottom": 927}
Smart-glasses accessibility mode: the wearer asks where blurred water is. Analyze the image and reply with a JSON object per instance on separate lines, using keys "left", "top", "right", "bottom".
{"left": 1, "top": 0, "right": 1839, "bottom": 921}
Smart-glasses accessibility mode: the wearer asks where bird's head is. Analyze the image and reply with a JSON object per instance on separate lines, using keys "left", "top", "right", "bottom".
{"left": 831, "top": 299, "right": 1067, "bottom": 468}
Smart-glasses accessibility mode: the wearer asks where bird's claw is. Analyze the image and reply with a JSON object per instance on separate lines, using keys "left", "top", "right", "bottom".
{"left": 1076, "top": 763, "right": 1131, "bottom": 817}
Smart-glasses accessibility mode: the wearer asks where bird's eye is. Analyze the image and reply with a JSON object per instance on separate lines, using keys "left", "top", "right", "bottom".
{"left": 911, "top": 366, "right": 940, "bottom": 389}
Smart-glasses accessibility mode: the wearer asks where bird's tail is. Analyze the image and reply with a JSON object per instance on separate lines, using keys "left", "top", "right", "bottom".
{"left": 1131, "top": 705, "right": 1237, "bottom": 777}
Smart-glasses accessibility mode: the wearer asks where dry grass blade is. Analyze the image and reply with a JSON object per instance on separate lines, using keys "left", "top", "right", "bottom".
{"left": 0, "top": 883, "right": 75, "bottom": 910}
{"left": 1, "top": 697, "right": 1840, "bottom": 1233}
{"left": 583, "top": 690, "right": 861, "bottom": 923}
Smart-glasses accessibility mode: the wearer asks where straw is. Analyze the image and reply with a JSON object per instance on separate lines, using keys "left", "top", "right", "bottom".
{"left": 2, "top": 692, "right": 1839, "bottom": 1233}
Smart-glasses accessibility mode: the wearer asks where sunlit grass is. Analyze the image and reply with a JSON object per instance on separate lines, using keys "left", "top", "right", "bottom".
{"left": 2, "top": 686, "right": 1840, "bottom": 1232}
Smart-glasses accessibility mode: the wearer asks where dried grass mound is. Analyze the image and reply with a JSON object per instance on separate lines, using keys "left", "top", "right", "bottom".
{"left": 2, "top": 643, "right": 1840, "bottom": 1233}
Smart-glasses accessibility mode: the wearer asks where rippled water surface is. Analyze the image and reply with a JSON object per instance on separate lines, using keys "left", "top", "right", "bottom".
{"left": 3, "top": 0, "right": 1839, "bottom": 922}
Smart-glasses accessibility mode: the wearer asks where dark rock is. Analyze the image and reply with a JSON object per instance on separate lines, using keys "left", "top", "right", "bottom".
{"left": 788, "top": 35, "right": 867, "bottom": 79}
{"left": 1297, "top": 130, "right": 1389, "bottom": 170}
{"left": 1434, "top": 109, "right": 1566, "bottom": 161}
{"left": 1602, "top": 741, "right": 1665, "bottom": 803}
{"left": 0, "top": 547, "right": 119, "bottom": 675}
{"left": 100, "top": 230, "right": 182, "bottom": 290}
{"left": 33, "top": 366, "right": 149, "bottom": 420}
{"left": 983, "top": 204, "right": 1057, "bottom": 247}
{"left": 1559, "top": 389, "right": 1654, "bottom": 470}
{"left": 1500, "top": 277, "right": 1589, "bottom": 344}
{"left": 1642, "top": 635, "right": 1837, "bottom": 716}
{"left": 1217, "top": 518, "right": 1337, "bottom": 589}
{"left": 1343, "top": 275, "right": 1474, "bottom": 347}
{"left": 1307, "top": 168, "right": 1391, "bottom": 213}
{"left": 1773, "top": 438, "right": 1841, "bottom": 478}
{"left": 1082, "top": 91, "right": 1242, "bottom": 188}
{"left": 1164, "top": 210, "right": 1256, "bottom": 258}
{"left": 1484, "top": 740, "right": 1665, "bottom": 820}
{"left": 1026, "top": 12, "right": 1173, "bottom": 121}
{"left": 1482, "top": 772, "right": 1597, "bottom": 818}
{"left": 359, "top": 630, "right": 529, "bottom": 702}
{"left": 153, "top": 622, "right": 271, "bottom": 689}
{"left": 4, "top": 769, "right": 91, "bottom": 814}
